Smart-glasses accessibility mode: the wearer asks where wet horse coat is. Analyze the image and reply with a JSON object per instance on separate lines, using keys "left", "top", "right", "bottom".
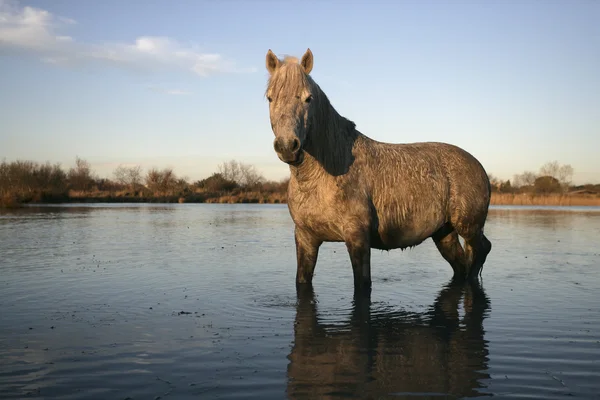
{"left": 265, "top": 48, "right": 492, "bottom": 290}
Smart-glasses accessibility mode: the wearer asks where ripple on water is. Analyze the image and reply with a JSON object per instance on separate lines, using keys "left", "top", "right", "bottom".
{"left": 1, "top": 204, "right": 600, "bottom": 399}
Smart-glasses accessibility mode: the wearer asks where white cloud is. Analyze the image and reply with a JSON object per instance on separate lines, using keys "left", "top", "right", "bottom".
{"left": 0, "top": 0, "right": 254, "bottom": 76}
{"left": 147, "top": 85, "right": 192, "bottom": 96}
{"left": 165, "top": 89, "right": 192, "bottom": 96}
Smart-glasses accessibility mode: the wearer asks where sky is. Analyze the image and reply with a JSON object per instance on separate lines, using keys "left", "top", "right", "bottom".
{"left": 1, "top": 0, "right": 599, "bottom": 184}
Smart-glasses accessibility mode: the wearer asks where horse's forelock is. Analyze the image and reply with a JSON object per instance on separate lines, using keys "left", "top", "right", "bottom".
{"left": 282, "top": 56, "right": 299, "bottom": 64}
{"left": 266, "top": 61, "right": 314, "bottom": 100}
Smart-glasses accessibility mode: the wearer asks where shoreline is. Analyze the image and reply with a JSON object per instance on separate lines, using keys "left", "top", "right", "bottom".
{"left": 3, "top": 192, "right": 600, "bottom": 208}
{"left": 489, "top": 193, "right": 600, "bottom": 207}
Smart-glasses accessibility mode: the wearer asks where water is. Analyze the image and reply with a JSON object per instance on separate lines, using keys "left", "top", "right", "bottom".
{"left": 1, "top": 204, "right": 599, "bottom": 399}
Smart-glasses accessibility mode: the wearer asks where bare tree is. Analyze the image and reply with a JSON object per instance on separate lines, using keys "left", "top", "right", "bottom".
{"left": 539, "top": 161, "right": 574, "bottom": 192}
{"left": 218, "top": 160, "right": 242, "bottom": 184}
{"left": 68, "top": 156, "right": 96, "bottom": 191}
{"left": 217, "top": 160, "right": 265, "bottom": 189}
{"left": 145, "top": 167, "right": 178, "bottom": 194}
{"left": 512, "top": 174, "right": 523, "bottom": 188}
{"left": 145, "top": 168, "right": 161, "bottom": 192}
{"left": 161, "top": 168, "right": 177, "bottom": 193}
{"left": 240, "top": 164, "right": 265, "bottom": 188}
{"left": 114, "top": 166, "right": 127, "bottom": 186}
{"left": 114, "top": 165, "right": 143, "bottom": 189}
{"left": 539, "top": 161, "right": 560, "bottom": 179}
{"left": 523, "top": 171, "right": 537, "bottom": 186}
{"left": 557, "top": 164, "right": 574, "bottom": 190}
{"left": 513, "top": 171, "right": 537, "bottom": 188}
{"left": 1, "top": 159, "right": 68, "bottom": 200}
{"left": 487, "top": 173, "right": 500, "bottom": 187}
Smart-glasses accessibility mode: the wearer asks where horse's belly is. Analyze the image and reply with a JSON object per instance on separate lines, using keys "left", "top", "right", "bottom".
{"left": 372, "top": 226, "right": 432, "bottom": 250}
{"left": 373, "top": 210, "right": 445, "bottom": 250}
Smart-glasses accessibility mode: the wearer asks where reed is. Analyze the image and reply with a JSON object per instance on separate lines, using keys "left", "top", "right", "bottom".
{"left": 0, "top": 193, "right": 21, "bottom": 208}
{"left": 9, "top": 190, "right": 289, "bottom": 205}
{"left": 491, "top": 193, "right": 600, "bottom": 206}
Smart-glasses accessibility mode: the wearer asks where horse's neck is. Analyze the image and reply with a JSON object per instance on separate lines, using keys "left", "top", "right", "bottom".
{"left": 292, "top": 120, "right": 358, "bottom": 185}
{"left": 289, "top": 154, "right": 328, "bottom": 190}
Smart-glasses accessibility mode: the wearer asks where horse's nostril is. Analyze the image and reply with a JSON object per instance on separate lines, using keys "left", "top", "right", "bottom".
{"left": 291, "top": 138, "right": 300, "bottom": 152}
{"left": 274, "top": 138, "right": 300, "bottom": 154}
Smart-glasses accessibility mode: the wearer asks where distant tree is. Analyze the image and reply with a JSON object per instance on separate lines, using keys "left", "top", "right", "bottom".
{"left": 487, "top": 173, "right": 500, "bottom": 192}
{"left": 217, "top": 160, "right": 265, "bottom": 189}
{"left": 499, "top": 180, "right": 513, "bottom": 193}
{"left": 114, "top": 166, "right": 127, "bottom": 186}
{"left": 195, "top": 173, "right": 239, "bottom": 192}
{"left": 68, "top": 157, "right": 96, "bottom": 191}
{"left": 160, "top": 168, "right": 177, "bottom": 193}
{"left": 145, "top": 168, "right": 161, "bottom": 191}
{"left": 95, "top": 178, "right": 122, "bottom": 192}
{"left": 557, "top": 164, "right": 574, "bottom": 190}
{"left": 539, "top": 161, "right": 560, "bottom": 178}
{"left": 218, "top": 160, "right": 242, "bottom": 184}
{"left": 240, "top": 164, "right": 265, "bottom": 189}
{"left": 175, "top": 177, "right": 190, "bottom": 194}
{"left": 36, "top": 162, "right": 67, "bottom": 192}
{"left": 0, "top": 159, "right": 69, "bottom": 201}
{"left": 534, "top": 175, "right": 561, "bottom": 194}
{"left": 513, "top": 171, "right": 537, "bottom": 188}
{"left": 114, "top": 165, "right": 143, "bottom": 189}
{"left": 145, "top": 167, "right": 178, "bottom": 194}
{"left": 539, "top": 161, "right": 573, "bottom": 192}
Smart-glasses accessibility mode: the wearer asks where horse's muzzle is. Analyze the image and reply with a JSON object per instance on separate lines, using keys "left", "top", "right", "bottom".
{"left": 274, "top": 137, "right": 303, "bottom": 165}
{"left": 277, "top": 149, "right": 304, "bottom": 166}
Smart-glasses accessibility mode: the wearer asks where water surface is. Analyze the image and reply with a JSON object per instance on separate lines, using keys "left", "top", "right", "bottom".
{"left": 1, "top": 204, "right": 599, "bottom": 399}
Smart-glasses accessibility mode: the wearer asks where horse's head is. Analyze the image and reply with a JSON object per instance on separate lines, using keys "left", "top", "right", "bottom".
{"left": 265, "top": 48, "right": 316, "bottom": 166}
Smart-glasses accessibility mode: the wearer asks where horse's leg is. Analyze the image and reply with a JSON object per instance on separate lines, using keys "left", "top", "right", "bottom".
{"left": 464, "top": 232, "right": 492, "bottom": 279}
{"left": 295, "top": 227, "right": 322, "bottom": 285}
{"left": 344, "top": 229, "right": 372, "bottom": 291}
{"left": 432, "top": 224, "right": 468, "bottom": 278}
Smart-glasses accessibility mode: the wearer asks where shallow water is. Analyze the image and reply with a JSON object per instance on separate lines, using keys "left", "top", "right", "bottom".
{"left": 1, "top": 204, "right": 599, "bottom": 399}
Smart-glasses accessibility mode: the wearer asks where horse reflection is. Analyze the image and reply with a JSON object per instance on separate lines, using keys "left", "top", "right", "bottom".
{"left": 287, "top": 279, "right": 491, "bottom": 399}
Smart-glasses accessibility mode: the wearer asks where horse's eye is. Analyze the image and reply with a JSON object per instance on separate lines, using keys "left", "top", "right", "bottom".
{"left": 267, "top": 96, "right": 273, "bottom": 103}
{"left": 305, "top": 95, "right": 312, "bottom": 103}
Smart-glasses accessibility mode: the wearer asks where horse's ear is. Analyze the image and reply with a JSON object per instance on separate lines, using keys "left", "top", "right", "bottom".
{"left": 266, "top": 49, "right": 279, "bottom": 75}
{"left": 300, "top": 48, "right": 313, "bottom": 75}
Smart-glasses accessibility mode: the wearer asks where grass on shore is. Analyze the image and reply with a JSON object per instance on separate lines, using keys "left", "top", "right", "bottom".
{"left": 0, "top": 189, "right": 288, "bottom": 208}
{"left": 3, "top": 190, "right": 600, "bottom": 208}
{"left": 490, "top": 192, "right": 600, "bottom": 206}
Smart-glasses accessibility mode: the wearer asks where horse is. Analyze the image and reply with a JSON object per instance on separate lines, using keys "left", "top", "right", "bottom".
{"left": 265, "top": 48, "right": 492, "bottom": 291}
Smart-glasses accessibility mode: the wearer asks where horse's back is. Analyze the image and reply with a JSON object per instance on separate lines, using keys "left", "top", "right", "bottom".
{"left": 391, "top": 141, "right": 491, "bottom": 236}
{"left": 360, "top": 139, "right": 490, "bottom": 245}
{"left": 367, "top": 139, "right": 489, "bottom": 201}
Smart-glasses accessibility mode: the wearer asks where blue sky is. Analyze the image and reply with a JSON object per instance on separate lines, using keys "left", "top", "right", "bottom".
{"left": 1, "top": 0, "right": 599, "bottom": 184}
